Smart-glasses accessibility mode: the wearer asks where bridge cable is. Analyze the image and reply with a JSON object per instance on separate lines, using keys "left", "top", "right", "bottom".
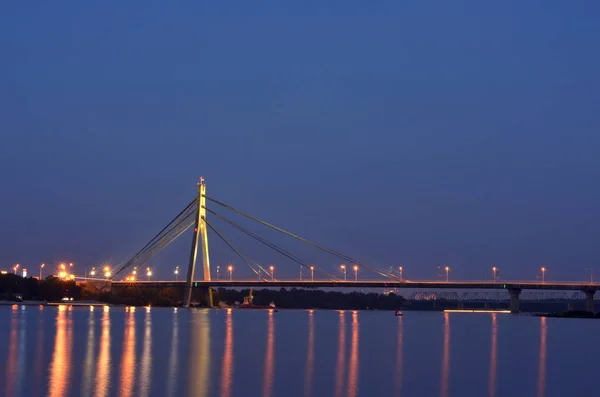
{"left": 114, "top": 209, "right": 196, "bottom": 278}
{"left": 121, "top": 215, "right": 196, "bottom": 278}
{"left": 204, "top": 218, "right": 267, "bottom": 280}
{"left": 205, "top": 207, "right": 339, "bottom": 281}
{"left": 203, "top": 196, "right": 397, "bottom": 280}
{"left": 113, "top": 205, "right": 197, "bottom": 278}
{"left": 113, "top": 199, "right": 197, "bottom": 277}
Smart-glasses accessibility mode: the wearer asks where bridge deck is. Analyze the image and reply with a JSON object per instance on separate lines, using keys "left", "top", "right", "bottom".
{"left": 109, "top": 280, "right": 600, "bottom": 291}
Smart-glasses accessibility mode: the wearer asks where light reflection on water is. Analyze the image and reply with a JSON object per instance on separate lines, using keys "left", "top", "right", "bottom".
{"left": 334, "top": 311, "right": 346, "bottom": 397}
{"left": 488, "top": 313, "right": 498, "bottom": 397}
{"left": 166, "top": 308, "right": 179, "bottom": 397}
{"left": 262, "top": 310, "right": 275, "bottom": 397}
{"left": 119, "top": 308, "right": 135, "bottom": 397}
{"left": 0, "top": 306, "right": 597, "bottom": 397}
{"left": 95, "top": 306, "right": 111, "bottom": 397}
{"left": 394, "top": 315, "right": 403, "bottom": 397}
{"left": 537, "top": 316, "right": 547, "bottom": 397}
{"left": 304, "top": 310, "right": 315, "bottom": 397}
{"left": 81, "top": 308, "right": 96, "bottom": 397}
{"left": 220, "top": 308, "right": 233, "bottom": 397}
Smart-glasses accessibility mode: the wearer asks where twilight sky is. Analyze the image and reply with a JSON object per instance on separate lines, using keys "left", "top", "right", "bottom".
{"left": 1, "top": 1, "right": 599, "bottom": 282}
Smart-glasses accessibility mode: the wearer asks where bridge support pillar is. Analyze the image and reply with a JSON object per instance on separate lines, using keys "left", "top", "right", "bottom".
{"left": 184, "top": 178, "right": 212, "bottom": 308}
{"left": 509, "top": 289, "right": 521, "bottom": 314}
{"left": 583, "top": 289, "right": 595, "bottom": 313}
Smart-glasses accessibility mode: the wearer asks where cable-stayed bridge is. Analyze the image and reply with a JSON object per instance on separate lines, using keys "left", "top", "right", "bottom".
{"left": 108, "top": 179, "right": 600, "bottom": 313}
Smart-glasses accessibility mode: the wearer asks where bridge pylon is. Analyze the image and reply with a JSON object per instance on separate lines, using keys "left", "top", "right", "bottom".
{"left": 183, "top": 178, "right": 213, "bottom": 307}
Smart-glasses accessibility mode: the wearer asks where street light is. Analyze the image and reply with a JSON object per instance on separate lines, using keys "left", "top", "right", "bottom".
{"left": 174, "top": 266, "right": 179, "bottom": 281}
{"left": 399, "top": 266, "right": 403, "bottom": 281}
{"left": 40, "top": 263, "right": 45, "bottom": 280}
{"left": 217, "top": 265, "right": 220, "bottom": 281}
{"left": 147, "top": 267, "right": 152, "bottom": 280}
{"left": 310, "top": 266, "right": 314, "bottom": 282}
{"left": 445, "top": 266, "right": 450, "bottom": 282}
{"left": 492, "top": 266, "right": 497, "bottom": 282}
{"left": 90, "top": 267, "right": 96, "bottom": 277}
{"left": 541, "top": 267, "right": 546, "bottom": 283}
{"left": 340, "top": 264, "right": 346, "bottom": 281}
{"left": 13, "top": 264, "right": 19, "bottom": 274}
{"left": 104, "top": 265, "right": 111, "bottom": 279}
{"left": 228, "top": 265, "right": 233, "bottom": 281}
{"left": 270, "top": 265, "right": 275, "bottom": 281}
{"left": 22, "top": 268, "right": 27, "bottom": 278}
{"left": 353, "top": 265, "right": 358, "bottom": 281}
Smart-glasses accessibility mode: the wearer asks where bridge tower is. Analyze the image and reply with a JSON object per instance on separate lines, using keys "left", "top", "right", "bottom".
{"left": 183, "top": 178, "right": 213, "bottom": 307}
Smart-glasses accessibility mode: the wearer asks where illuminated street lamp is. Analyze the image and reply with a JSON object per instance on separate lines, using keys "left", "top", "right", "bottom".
{"left": 13, "top": 264, "right": 20, "bottom": 274}
{"left": 541, "top": 267, "right": 546, "bottom": 283}
{"left": 104, "top": 265, "right": 111, "bottom": 279}
{"left": 147, "top": 267, "right": 152, "bottom": 280}
{"left": 399, "top": 266, "right": 403, "bottom": 281}
{"left": 445, "top": 266, "right": 450, "bottom": 282}
{"left": 40, "top": 263, "right": 45, "bottom": 280}
{"left": 270, "top": 265, "right": 275, "bottom": 281}
{"left": 217, "top": 265, "right": 221, "bottom": 281}
{"left": 59, "top": 263, "right": 66, "bottom": 271}
{"left": 492, "top": 266, "right": 497, "bottom": 282}
{"left": 310, "top": 266, "right": 314, "bottom": 282}
{"left": 353, "top": 265, "right": 359, "bottom": 281}
{"left": 174, "top": 266, "right": 179, "bottom": 281}
{"left": 90, "top": 267, "right": 96, "bottom": 277}
{"left": 22, "top": 268, "right": 27, "bottom": 278}
{"left": 340, "top": 264, "right": 347, "bottom": 281}
{"left": 228, "top": 265, "right": 233, "bottom": 281}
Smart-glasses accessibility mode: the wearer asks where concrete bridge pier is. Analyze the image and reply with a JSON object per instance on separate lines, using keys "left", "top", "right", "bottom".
{"left": 583, "top": 289, "right": 595, "bottom": 313}
{"left": 509, "top": 289, "right": 521, "bottom": 313}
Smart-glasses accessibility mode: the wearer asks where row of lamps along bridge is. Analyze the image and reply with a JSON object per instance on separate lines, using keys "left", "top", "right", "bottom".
{"left": 3, "top": 263, "right": 552, "bottom": 284}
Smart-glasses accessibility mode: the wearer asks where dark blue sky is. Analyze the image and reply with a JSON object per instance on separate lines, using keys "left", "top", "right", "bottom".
{"left": 1, "top": 1, "right": 599, "bottom": 281}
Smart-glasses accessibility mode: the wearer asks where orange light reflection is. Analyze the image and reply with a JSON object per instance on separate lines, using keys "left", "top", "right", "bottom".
{"left": 166, "top": 308, "right": 179, "bottom": 396}
{"left": 81, "top": 309, "right": 96, "bottom": 397}
{"left": 220, "top": 309, "right": 234, "bottom": 397}
{"left": 120, "top": 309, "right": 136, "bottom": 397}
{"left": 186, "top": 310, "right": 210, "bottom": 397}
{"left": 394, "top": 315, "right": 404, "bottom": 396}
{"left": 537, "top": 317, "right": 547, "bottom": 397}
{"left": 488, "top": 313, "right": 498, "bottom": 397}
{"left": 347, "top": 311, "right": 359, "bottom": 397}
{"left": 48, "top": 305, "right": 73, "bottom": 397}
{"left": 95, "top": 307, "right": 111, "bottom": 397}
{"left": 334, "top": 311, "right": 346, "bottom": 397}
{"left": 138, "top": 308, "right": 152, "bottom": 397}
{"left": 304, "top": 310, "right": 315, "bottom": 397}
{"left": 5, "top": 307, "right": 19, "bottom": 397}
{"left": 263, "top": 310, "right": 275, "bottom": 397}
{"left": 440, "top": 312, "right": 450, "bottom": 397}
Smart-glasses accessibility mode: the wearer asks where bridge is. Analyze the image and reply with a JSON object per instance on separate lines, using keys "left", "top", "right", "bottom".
{"left": 108, "top": 179, "right": 599, "bottom": 313}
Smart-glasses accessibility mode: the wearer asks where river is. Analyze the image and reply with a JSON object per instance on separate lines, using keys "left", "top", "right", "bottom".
{"left": 0, "top": 305, "right": 598, "bottom": 397}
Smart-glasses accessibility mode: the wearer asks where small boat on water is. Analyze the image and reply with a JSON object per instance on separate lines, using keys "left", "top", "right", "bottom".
{"left": 394, "top": 310, "right": 403, "bottom": 316}
{"left": 237, "top": 289, "right": 277, "bottom": 311}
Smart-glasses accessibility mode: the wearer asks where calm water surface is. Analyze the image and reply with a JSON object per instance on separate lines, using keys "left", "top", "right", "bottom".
{"left": 0, "top": 305, "right": 599, "bottom": 397}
